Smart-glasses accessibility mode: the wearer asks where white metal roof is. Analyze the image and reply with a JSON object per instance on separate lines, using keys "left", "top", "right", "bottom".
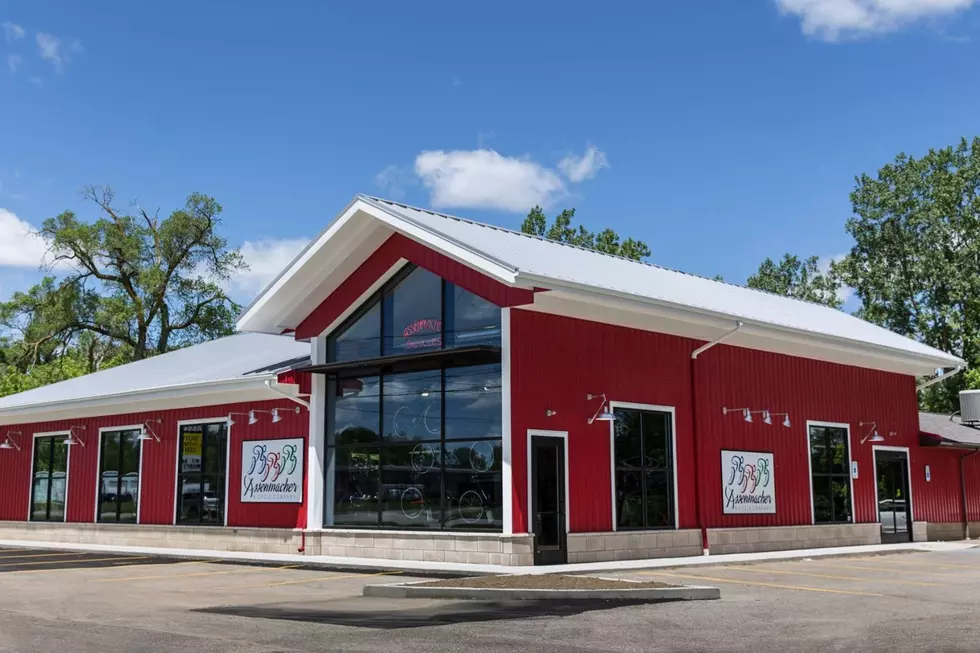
{"left": 0, "top": 333, "right": 309, "bottom": 418}
{"left": 237, "top": 194, "right": 963, "bottom": 375}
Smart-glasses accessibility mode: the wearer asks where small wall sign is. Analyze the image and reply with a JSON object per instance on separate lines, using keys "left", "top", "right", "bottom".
{"left": 851, "top": 461, "right": 859, "bottom": 480}
{"left": 721, "top": 450, "right": 776, "bottom": 514}
{"left": 240, "top": 438, "right": 304, "bottom": 503}
{"left": 925, "top": 465, "right": 931, "bottom": 482}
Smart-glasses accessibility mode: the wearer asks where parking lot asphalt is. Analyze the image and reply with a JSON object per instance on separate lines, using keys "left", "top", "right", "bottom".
{"left": 0, "top": 545, "right": 978, "bottom": 652}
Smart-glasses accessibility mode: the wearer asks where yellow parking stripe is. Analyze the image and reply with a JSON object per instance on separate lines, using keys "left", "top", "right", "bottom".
{"left": 852, "top": 558, "right": 978, "bottom": 571}
{"left": 0, "top": 551, "right": 104, "bottom": 561}
{"left": 205, "top": 570, "right": 401, "bottom": 591}
{"left": 719, "top": 565, "right": 941, "bottom": 587}
{"left": 808, "top": 561, "right": 961, "bottom": 577}
{"left": 94, "top": 563, "right": 301, "bottom": 583}
{"left": 0, "top": 555, "right": 149, "bottom": 568}
{"left": 641, "top": 571, "right": 884, "bottom": 597}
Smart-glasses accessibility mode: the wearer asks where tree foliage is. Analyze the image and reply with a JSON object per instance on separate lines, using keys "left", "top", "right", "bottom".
{"left": 747, "top": 254, "right": 843, "bottom": 309}
{"left": 0, "top": 187, "right": 246, "bottom": 396}
{"left": 521, "top": 206, "right": 651, "bottom": 261}
{"left": 833, "top": 137, "right": 980, "bottom": 411}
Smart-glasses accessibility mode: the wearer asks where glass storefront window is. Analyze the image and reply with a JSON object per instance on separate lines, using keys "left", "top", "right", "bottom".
{"left": 31, "top": 434, "right": 68, "bottom": 522}
{"left": 327, "top": 264, "right": 501, "bottom": 362}
{"left": 613, "top": 408, "right": 675, "bottom": 529}
{"left": 809, "top": 425, "right": 852, "bottom": 524}
{"left": 175, "top": 423, "right": 227, "bottom": 526}
{"left": 327, "top": 364, "right": 502, "bottom": 531}
{"left": 98, "top": 429, "right": 141, "bottom": 523}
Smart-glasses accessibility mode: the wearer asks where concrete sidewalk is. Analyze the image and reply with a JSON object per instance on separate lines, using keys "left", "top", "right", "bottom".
{"left": 0, "top": 537, "right": 974, "bottom": 576}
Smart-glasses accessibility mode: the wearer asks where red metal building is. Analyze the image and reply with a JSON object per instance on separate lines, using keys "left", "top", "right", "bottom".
{"left": 1, "top": 195, "right": 978, "bottom": 565}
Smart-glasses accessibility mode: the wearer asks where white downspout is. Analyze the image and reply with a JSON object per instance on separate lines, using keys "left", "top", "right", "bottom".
{"left": 264, "top": 379, "right": 311, "bottom": 409}
{"left": 916, "top": 366, "right": 964, "bottom": 393}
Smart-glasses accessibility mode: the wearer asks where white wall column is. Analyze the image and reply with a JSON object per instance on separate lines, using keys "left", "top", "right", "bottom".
{"left": 501, "top": 307, "right": 513, "bottom": 534}
{"left": 306, "top": 336, "right": 327, "bottom": 530}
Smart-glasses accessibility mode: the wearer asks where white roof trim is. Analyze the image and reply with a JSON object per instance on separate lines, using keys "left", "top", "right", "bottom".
{"left": 0, "top": 375, "right": 302, "bottom": 427}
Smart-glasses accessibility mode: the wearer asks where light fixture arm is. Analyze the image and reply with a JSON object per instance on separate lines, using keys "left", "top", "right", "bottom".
{"left": 140, "top": 419, "right": 162, "bottom": 443}
{"left": 66, "top": 425, "right": 87, "bottom": 447}
{"left": 692, "top": 321, "right": 744, "bottom": 359}
{"left": 859, "top": 421, "right": 881, "bottom": 445}
{"left": 1, "top": 430, "right": 23, "bottom": 451}
{"left": 586, "top": 393, "right": 613, "bottom": 425}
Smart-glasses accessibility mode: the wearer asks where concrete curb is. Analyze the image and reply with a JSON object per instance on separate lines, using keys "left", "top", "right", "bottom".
{"left": 363, "top": 579, "right": 721, "bottom": 601}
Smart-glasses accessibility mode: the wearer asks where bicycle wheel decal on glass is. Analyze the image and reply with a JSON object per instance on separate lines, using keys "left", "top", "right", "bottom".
{"left": 444, "top": 440, "right": 503, "bottom": 529}
{"left": 380, "top": 443, "right": 442, "bottom": 528}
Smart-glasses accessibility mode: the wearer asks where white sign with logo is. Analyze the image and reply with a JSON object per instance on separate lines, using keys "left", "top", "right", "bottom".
{"left": 240, "top": 438, "right": 304, "bottom": 503}
{"left": 722, "top": 450, "right": 776, "bottom": 514}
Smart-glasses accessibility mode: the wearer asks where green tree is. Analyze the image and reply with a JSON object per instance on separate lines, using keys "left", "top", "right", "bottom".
{"left": 747, "top": 254, "right": 844, "bottom": 309}
{"left": 835, "top": 137, "right": 980, "bottom": 412}
{"left": 0, "top": 186, "right": 246, "bottom": 393}
{"left": 520, "top": 206, "right": 651, "bottom": 261}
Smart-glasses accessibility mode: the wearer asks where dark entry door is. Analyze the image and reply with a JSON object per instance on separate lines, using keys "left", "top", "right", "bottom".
{"left": 876, "top": 451, "right": 912, "bottom": 544}
{"left": 531, "top": 436, "right": 567, "bottom": 565}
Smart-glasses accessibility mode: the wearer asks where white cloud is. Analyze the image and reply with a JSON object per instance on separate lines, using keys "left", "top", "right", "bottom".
{"left": 36, "top": 32, "right": 80, "bottom": 72}
{"left": 0, "top": 208, "right": 54, "bottom": 269}
{"left": 415, "top": 149, "right": 567, "bottom": 212}
{"left": 29, "top": 76, "right": 42, "bottom": 87}
{"left": 225, "top": 238, "right": 310, "bottom": 296}
{"left": 2, "top": 21, "right": 24, "bottom": 42}
{"left": 775, "top": 0, "right": 978, "bottom": 40}
{"left": 374, "top": 164, "right": 414, "bottom": 198}
{"left": 557, "top": 145, "right": 610, "bottom": 183}
{"left": 7, "top": 54, "right": 22, "bottom": 73}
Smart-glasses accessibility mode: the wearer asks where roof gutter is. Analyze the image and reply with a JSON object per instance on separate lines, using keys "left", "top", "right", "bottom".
{"left": 916, "top": 366, "right": 965, "bottom": 392}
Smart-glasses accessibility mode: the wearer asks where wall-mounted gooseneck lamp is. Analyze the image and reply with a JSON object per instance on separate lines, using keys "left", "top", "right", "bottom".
{"left": 770, "top": 412, "right": 792, "bottom": 428}
{"left": 586, "top": 394, "right": 617, "bottom": 424}
{"left": 63, "top": 426, "right": 87, "bottom": 447}
{"left": 0, "top": 430, "right": 22, "bottom": 451}
{"left": 723, "top": 407, "right": 753, "bottom": 423}
{"left": 137, "top": 419, "right": 163, "bottom": 443}
{"left": 229, "top": 407, "right": 301, "bottom": 426}
{"left": 860, "top": 421, "right": 885, "bottom": 444}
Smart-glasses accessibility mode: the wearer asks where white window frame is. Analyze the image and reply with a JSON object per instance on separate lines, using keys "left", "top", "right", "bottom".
{"left": 27, "top": 430, "right": 72, "bottom": 523}
{"left": 805, "top": 420, "right": 856, "bottom": 526}
{"left": 608, "top": 402, "right": 679, "bottom": 532}
{"left": 526, "top": 429, "right": 570, "bottom": 534}
{"left": 871, "top": 445, "right": 914, "bottom": 527}
{"left": 173, "top": 417, "right": 232, "bottom": 526}
{"left": 94, "top": 425, "right": 144, "bottom": 524}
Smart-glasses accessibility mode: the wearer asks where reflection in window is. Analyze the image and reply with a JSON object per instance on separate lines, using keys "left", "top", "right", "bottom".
{"left": 613, "top": 408, "right": 675, "bottom": 529}
{"left": 98, "top": 429, "right": 141, "bottom": 523}
{"left": 327, "top": 363, "right": 503, "bottom": 531}
{"left": 175, "top": 423, "right": 227, "bottom": 526}
{"left": 30, "top": 435, "right": 68, "bottom": 522}
{"left": 384, "top": 267, "right": 443, "bottom": 355}
{"left": 809, "top": 425, "right": 851, "bottom": 524}
{"left": 327, "top": 264, "right": 501, "bottom": 363}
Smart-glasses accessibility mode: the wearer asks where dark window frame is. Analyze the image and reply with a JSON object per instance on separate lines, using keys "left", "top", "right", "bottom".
{"left": 808, "top": 423, "right": 853, "bottom": 524}
{"left": 612, "top": 407, "right": 676, "bottom": 531}
{"left": 29, "top": 434, "right": 69, "bottom": 522}
{"left": 328, "top": 363, "right": 503, "bottom": 532}
{"left": 326, "top": 264, "right": 501, "bottom": 363}
{"left": 175, "top": 422, "right": 228, "bottom": 526}
{"left": 98, "top": 429, "right": 142, "bottom": 524}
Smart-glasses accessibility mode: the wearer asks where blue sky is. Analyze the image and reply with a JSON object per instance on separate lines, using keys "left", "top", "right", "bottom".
{"left": 2, "top": 0, "right": 980, "bottom": 306}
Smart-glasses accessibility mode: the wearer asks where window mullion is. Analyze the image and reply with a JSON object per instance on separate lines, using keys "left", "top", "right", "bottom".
{"left": 639, "top": 412, "right": 647, "bottom": 529}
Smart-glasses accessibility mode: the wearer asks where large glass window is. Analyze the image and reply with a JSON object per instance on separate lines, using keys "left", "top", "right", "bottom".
{"left": 175, "top": 423, "right": 227, "bottom": 525}
{"left": 613, "top": 408, "right": 675, "bottom": 529}
{"left": 31, "top": 434, "right": 68, "bottom": 522}
{"left": 327, "top": 264, "right": 501, "bottom": 363}
{"left": 809, "top": 424, "right": 852, "bottom": 524}
{"left": 98, "top": 430, "right": 141, "bottom": 523}
{"left": 328, "top": 363, "right": 503, "bottom": 531}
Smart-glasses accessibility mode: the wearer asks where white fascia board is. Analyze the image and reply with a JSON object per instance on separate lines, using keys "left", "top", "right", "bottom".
{"left": 238, "top": 197, "right": 521, "bottom": 335}
{"left": 236, "top": 198, "right": 367, "bottom": 333}
{"left": 522, "top": 274, "right": 962, "bottom": 375}
{"left": 356, "top": 198, "right": 519, "bottom": 285}
{"left": 0, "top": 376, "right": 301, "bottom": 427}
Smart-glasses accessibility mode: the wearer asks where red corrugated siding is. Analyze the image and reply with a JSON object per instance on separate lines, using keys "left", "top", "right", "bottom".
{"left": 295, "top": 233, "right": 534, "bottom": 339}
{"left": 0, "top": 399, "right": 309, "bottom": 528}
{"left": 510, "top": 308, "right": 977, "bottom": 533}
